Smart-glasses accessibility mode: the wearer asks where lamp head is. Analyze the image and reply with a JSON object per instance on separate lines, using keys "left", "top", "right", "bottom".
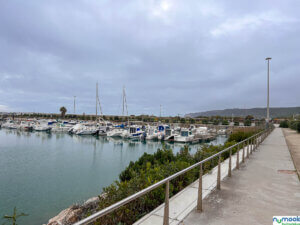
{"left": 265, "top": 57, "right": 272, "bottom": 60}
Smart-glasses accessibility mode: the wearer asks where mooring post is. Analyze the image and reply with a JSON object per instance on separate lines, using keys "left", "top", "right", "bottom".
{"left": 163, "top": 181, "right": 169, "bottom": 225}
{"left": 197, "top": 163, "right": 203, "bottom": 212}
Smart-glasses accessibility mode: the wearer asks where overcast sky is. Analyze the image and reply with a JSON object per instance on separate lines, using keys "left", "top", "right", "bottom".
{"left": 0, "top": 0, "right": 299, "bottom": 116}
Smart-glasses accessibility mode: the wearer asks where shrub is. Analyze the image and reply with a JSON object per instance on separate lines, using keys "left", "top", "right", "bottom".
{"left": 244, "top": 120, "right": 251, "bottom": 126}
{"left": 222, "top": 120, "right": 229, "bottom": 125}
{"left": 297, "top": 122, "right": 300, "bottom": 133}
{"left": 279, "top": 120, "right": 289, "bottom": 128}
{"left": 213, "top": 120, "right": 219, "bottom": 125}
{"left": 226, "top": 131, "right": 256, "bottom": 143}
{"left": 289, "top": 121, "right": 299, "bottom": 130}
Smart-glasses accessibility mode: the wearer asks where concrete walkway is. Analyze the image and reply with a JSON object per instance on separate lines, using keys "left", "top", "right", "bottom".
{"left": 182, "top": 128, "right": 300, "bottom": 225}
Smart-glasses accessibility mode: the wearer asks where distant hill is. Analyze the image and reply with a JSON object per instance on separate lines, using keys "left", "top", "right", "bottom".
{"left": 185, "top": 107, "right": 300, "bottom": 118}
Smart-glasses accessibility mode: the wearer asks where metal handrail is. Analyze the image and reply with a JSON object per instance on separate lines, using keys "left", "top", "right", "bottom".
{"left": 74, "top": 128, "right": 273, "bottom": 225}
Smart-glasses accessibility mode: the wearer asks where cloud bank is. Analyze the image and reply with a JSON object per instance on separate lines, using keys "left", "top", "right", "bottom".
{"left": 0, "top": 0, "right": 299, "bottom": 115}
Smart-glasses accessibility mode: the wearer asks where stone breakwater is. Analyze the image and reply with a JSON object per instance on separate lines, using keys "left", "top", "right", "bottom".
{"left": 45, "top": 196, "right": 100, "bottom": 225}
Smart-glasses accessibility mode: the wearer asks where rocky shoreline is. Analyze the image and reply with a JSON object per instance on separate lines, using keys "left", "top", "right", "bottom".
{"left": 45, "top": 196, "right": 100, "bottom": 225}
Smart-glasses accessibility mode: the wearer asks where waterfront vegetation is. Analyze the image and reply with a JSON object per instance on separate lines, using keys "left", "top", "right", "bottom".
{"left": 89, "top": 130, "right": 258, "bottom": 225}
{"left": 280, "top": 120, "right": 300, "bottom": 132}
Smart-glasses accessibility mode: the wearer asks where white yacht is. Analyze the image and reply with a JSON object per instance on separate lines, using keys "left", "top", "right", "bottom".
{"left": 174, "top": 129, "right": 195, "bottom": 143}
{"left": 75, "top": 126, "right": 98, "bottom": 135}
{"left": 18, "top": 121, "right": 34, "bottom": 131}
{"left": 107, "top": 128, "right": 125, "bottom": 138}
{"left": 217, "top": 129, "right": 227, "bottom": 135}
{"left": 164, "top": 128, "right": 178, "bottom": 141}
{"left": 34, "top": 123, "right": 51, "bottom": 132}
{"left": 69, "top": 124, "right": 83, "bottom": 134}
{"left": 146, "top": 126, "right": 159, "bottom": 140}
{"left": 2, "top": 120, "right": 17, "bottom": 129}
{"left": 192, "top": 127, "right": 208, "bottom": 136}
{"left": 70, "top": 124, "right": 98, "bottom": 135}
{"left": 51, "top": 123, "right": 72, "bottom": 132}
{"left": 122, "top": 126, "right": 144, "bottom": 140}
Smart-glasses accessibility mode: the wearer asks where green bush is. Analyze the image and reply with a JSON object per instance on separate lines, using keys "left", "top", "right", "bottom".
{"left": 289, "top": 121, "right": 299, "bottom": 130}
{"left": 297, "top": 122, "right": 300, "bottom": 133}
{"left": 279, "top": 120, "right": 289, "bottom": 128}
{"left": 227, "top": 131, "right": 256, "bottom": 143}
{"left": 222, "top": 120, "right": 229, "bottom": 125}
{"left": 213, "top": 120, "right": 219, "bottom": 125}
{"left": 244, "top": 120, "right": 251, "bottom": 126}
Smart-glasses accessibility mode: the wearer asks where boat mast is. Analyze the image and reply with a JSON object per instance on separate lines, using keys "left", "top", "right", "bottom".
{"left": 97, "top": 83, "right": 103, "bottom": 118}
{"left": 122, "top": 86, "right": 128, "bottom": 124}
{"left": 96, "top": 82, "right": 98, "bottom": 120}
{"left": 74, "top": 96, "right": 76, "bottom": 114}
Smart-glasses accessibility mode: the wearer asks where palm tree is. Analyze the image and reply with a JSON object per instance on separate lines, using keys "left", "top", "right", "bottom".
{"left": 60, "top": 106, "right": 67, "bottom": 118}
{"left": 3, "top": 207, "right": 28, "bottom": 225}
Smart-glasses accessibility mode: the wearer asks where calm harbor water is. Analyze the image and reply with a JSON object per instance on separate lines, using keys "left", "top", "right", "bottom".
{"left": 0, "top": 128, "right": 227, "bottom": 225}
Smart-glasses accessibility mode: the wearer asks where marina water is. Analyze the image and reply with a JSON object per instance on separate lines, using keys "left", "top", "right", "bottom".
{"left": 0, "top": 129, "right": 227, "bottom": 225}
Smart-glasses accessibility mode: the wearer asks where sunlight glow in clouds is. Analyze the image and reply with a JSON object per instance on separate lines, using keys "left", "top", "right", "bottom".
{"left": 152, "top": 0, "right": 173, "bottom": 18}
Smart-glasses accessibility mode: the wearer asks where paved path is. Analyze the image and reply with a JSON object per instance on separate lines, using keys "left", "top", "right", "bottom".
{"left": 182, "top": 128, "right": 300, "bottom": 225}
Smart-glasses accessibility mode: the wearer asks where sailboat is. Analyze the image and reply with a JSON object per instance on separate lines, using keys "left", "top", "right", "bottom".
{"left": 120, "top": 86, "right": 145, "bottom": 140}
{"left": 95, "top": 82, "right": 110, "bottom": 136}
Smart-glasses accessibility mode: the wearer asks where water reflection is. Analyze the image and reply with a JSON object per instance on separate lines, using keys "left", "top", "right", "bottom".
{"left": 0, "top": 129, "right": 227, "bottom": 225}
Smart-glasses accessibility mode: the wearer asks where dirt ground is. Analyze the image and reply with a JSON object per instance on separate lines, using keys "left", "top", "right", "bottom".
{"left": 282, "top": 128, "right": 300, "bottom": 179}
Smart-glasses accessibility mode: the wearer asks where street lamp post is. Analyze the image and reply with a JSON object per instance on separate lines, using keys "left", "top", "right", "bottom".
{"left": 265, "top": 57, "right": 271, "bottom": 124}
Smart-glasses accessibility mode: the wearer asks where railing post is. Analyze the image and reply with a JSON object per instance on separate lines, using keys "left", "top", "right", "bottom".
{"left": 236, "top": 143, "right": 239, "bottom": 169}
{"left": 228, "top": 148, "right": 232, "bottom": 177}
{"left": 197, "top": 163, "right": 203, "bottom": 212}
{"left": 242, "top": 141, "right": 245, "bottom": 163}
{"left": 217, "top": 155, "right": 221, "bottom": 190}
{"left": 163, "top": 181, "right": 169, "bottom": 225}
{"left": 250, "top": 138, "right": 253, "bottom": 154}
{"left": 247, "top": 139, "right": 249, "bottom": 158}
{"left": 256, "top": 136, "right": 258, "bottom": 150}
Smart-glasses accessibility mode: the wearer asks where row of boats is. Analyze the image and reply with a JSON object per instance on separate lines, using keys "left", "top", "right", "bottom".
{"left": 0, "top": 119, "right": 227, "bottom": 143}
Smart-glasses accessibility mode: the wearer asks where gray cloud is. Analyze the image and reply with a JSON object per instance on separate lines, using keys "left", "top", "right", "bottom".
{"left": 0, "top": 0, "right": 299, "bottom": 115}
